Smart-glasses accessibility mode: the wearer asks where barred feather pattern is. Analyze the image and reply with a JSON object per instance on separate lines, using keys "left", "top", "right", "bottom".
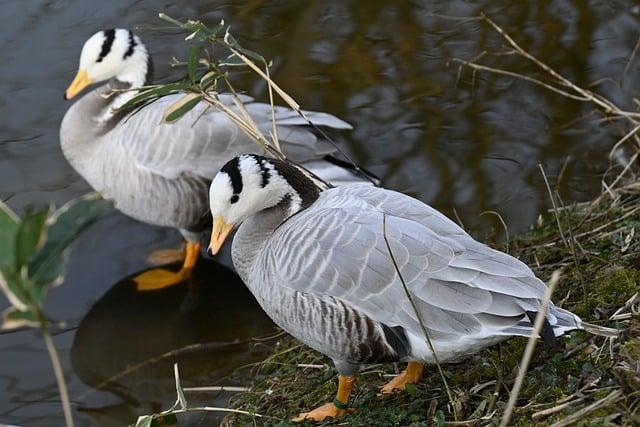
{"left": 232, "top": 182, "right": 583, "bottom": 372}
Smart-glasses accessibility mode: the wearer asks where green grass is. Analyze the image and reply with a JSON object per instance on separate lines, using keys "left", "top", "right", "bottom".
{"left": 227, "top": 187, "right": 640, "bottom": 426}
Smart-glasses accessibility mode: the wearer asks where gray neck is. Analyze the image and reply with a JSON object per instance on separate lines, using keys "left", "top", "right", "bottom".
{"left": 232, "top": 203, "right": 292, "bottom": 286}
{"left": 96, "top": 54, "right": 154, "bottom": 123}
{"left": 60, "top": 56, "right": 154, "bottom": 165}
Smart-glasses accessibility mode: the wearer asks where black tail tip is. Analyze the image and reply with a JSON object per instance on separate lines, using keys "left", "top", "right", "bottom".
{"left": 526, "top": 311, "right": 560, "bottom": 348}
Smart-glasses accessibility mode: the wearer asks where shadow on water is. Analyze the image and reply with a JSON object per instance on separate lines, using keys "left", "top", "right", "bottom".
{"left": 71, "top": 260, "right": 275, "bottom": 426}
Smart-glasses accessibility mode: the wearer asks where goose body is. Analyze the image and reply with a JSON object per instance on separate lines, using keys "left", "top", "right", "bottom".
{"left": 61, "top": 88, "right": 353, "bottom": 238}
{"left": 61, "top": 29, "right": 365, "bottom": 240}
{"left": 207, "top": 155, "right": 591, "bottom": 421}
{"left": 230, "top": 172, "right": 580, "bottom": 368}
{"left": 61, "top": 29, "right": 369, "bottom": 288}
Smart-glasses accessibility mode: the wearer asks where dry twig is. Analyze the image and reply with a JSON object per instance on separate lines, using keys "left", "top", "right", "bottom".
{"left": 500, "top": 270, "right": 560, "bottom": 427}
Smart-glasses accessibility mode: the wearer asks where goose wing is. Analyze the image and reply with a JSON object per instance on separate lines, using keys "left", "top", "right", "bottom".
{"left": 260, "top": 185, "right": 553, "bottom": 341}
{"left": 116, "top": 94, "right": 349, "bottom": 181}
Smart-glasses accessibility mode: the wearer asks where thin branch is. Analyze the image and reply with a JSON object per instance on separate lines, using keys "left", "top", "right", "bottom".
{"left": 264, "top": 63, "right": 281, "bottom": 154}
{"left": 480, "top": 13, "right": 638, "bottom": 121}
{"left": 531, "top": 398, "right": 585, "bottom": 421}
{"left": 480, "top": 210, "right": 509, "bottom": 253}
{"left": 500, "top": 270, "right": 560, "bottom": 427}
{"left": 223, "top": 46, "right": 377, "bottom": 184}
{"left": 450, "top": 58, "right": 590, "bottom": 101}
{"left": 622, "top": 33, "right": 640, "bottom": 84}
{"left": 548, "top": 389, "right": 623, "bottom": 427}
{"left": 539, "top": 164, "right": 569, "bottom": 250}
{"left": 609, "top": 123, "right": 640, "bottom": 158}
{"left": 382, "top": 213, "right": 458, "bottom": 420}
{"left": 41, "top": 321, "right": 74, "bottom": 427}
{"left": 183, "top": 385, "right": 251, "bottom": 393}
{"left": 606, "top": 150, "right": 640, "bottom": 192}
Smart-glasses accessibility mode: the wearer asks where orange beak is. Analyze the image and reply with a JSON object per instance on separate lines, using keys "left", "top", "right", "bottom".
{"left": 208, "top": 216, "right": 235, "bottom": 256}
{"left": 64, "top": 69, "right": 92, "bottom": 100}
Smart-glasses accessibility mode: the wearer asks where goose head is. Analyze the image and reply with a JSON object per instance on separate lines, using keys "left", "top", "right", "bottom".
{"left": 65, "top": 28, "right": 150, "bottom": 100}
{"left": 208, "top": 154, "right": 328, "bottom": 255}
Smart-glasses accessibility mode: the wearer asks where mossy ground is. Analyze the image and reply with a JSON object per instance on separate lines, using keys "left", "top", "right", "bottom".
{"left": 226, "top": 186, "right": 640, "bottom": 426}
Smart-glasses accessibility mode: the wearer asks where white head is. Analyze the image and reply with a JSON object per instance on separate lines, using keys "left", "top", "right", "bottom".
{"left": 65, "top": 28, "right": 150, "bottom": 100}
{"left": 208, "top": 155, "right": 325, "bottom": 255}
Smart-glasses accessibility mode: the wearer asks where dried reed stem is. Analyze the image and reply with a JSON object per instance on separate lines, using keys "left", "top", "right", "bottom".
{"left": 548, "top": 389, "right": 622, "bottom": 427}
{"left": 382, "top": 213, "right": 458, "bottom": 420}
{"left": 41, "top": 322, "right": 74, "bottom": 427}
{"left": 500, "top": 270, "right": 560, "bottom": 427}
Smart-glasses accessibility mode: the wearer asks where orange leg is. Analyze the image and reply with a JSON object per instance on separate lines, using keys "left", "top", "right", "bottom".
{"left": 134, "top": 241, "right": 200, "bottom": 291}
{"left": 292, "top": 375, "right": 356, "bottom": 422}
{"left": 380, "top": 362, "right": 424, "bottom": 394}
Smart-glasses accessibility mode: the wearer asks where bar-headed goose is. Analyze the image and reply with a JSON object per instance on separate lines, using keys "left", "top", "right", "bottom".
{"left": 61, "top": 29, "right": 372, "bottom": 290}
{"left": 207, "top": 154, "right": 615, "bottom": 422}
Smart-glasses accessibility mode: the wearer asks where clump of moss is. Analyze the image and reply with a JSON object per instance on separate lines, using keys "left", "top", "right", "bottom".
{"left": 226, "top": 187, "right": 640, "bottom": 426}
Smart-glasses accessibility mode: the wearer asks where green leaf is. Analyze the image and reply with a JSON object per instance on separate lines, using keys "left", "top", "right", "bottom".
{"left": 15, "top": 208, "right": 49, "bottom": 269}
{"left": 188, "top": 45, "right": 201, "bottom": 83}
{"left": 0, "top": 269, "right": 31, "bottom": 311}
{"left": 0, "top": 202, "right": 32, "bottom": 310}
{"left": 158, "top": 13, "right": 225, "bottom": 41}
{"left": 163, "top": 94, "right": 202, "bottom": 124}
{"left": 199, "top": 70, "right": 220, "bottom": 91}
{"left": 119, "top": 81, "right": 191, "bottom": 111}
{"left": 28, "top": 194, "right": 112, "bottom": 288}
{"left": 219, "top": 53, "right": 248, "bottom": 67}
{"left": 223, "top": 28, "right": 264, "bottom": 62}
{"left": 134, "top": 415, "right": 153, "bottom": 427}
{"left": 2, "top": 307, "right": 38, "bottom": 330}
{"left": 0, "top": 200, "right": 20, "bottom": 273}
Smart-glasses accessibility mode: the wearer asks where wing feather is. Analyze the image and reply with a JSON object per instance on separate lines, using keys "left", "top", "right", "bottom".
{"left": 116, "top": 94, "right": 348, "bottom": 181}
{"left": 260, "top": 185, "right": 553, "bottom": 341}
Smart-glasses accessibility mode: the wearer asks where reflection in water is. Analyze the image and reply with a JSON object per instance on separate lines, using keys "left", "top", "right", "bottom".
{"left": 71, "top": 260, "right": 275, "bottom": 426}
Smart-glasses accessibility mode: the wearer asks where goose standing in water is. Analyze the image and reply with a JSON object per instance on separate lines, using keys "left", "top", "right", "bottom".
{"left": 61, "top": 29, "right": 371, "bottom": 290}
{"left": 207, "top": 155, "right": 614, "bottom": 422}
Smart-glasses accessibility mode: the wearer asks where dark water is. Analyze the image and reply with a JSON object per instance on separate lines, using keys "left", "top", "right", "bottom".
{"left": 1, "top": 1, "right": 640, "bottom": 425}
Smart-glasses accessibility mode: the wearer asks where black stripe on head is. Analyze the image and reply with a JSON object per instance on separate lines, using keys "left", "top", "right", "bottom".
{"left": 97, "top": 29, "right": 116, "bottom": 63}
{"left": 220, "top": 157, "right": 243, "bottom": 202}
{"left": 123, "top": 30, "right": 137, "bottom": 59}
{"left": 248, "top": 155, "right": 271, "bottom": 188}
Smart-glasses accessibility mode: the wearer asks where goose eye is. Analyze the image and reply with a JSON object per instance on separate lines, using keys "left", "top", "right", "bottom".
{"left": 230, "top": 194, "right": 239, "bottom": 204}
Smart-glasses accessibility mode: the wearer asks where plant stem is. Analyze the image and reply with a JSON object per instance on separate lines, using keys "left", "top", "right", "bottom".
{"left": 40, "top": 318, "right": 74, "bottom": 427}
{"left": 381, "top": 214, "right": 458, "bottom": 421}
{"left": 499, "top": 271, "right": 559, "bottom": 427}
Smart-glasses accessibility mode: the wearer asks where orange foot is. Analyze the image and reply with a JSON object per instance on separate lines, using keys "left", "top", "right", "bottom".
{"left": 134, "top": 241, "right": 200, "bottom": 291}
{"left": 292, "top": 403, "right": 354, "bottom": 423}
{"left": 133, "top": 267, "right": 192, "bottom": 291}
{"left": 380, "top": 362, "right": 424, "bottom": 394}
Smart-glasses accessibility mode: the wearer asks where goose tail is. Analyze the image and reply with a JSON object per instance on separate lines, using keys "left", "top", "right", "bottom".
{"left": 304, "top": 157, "right": 382, "bottom": 187}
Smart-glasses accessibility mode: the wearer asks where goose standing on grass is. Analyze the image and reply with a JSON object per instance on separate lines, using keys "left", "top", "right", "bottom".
{"left": 61, "top": 28, "right": 372, "bottom": 290}
{"left": 207, "top": 154, "right": 617, "bottom": 422}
